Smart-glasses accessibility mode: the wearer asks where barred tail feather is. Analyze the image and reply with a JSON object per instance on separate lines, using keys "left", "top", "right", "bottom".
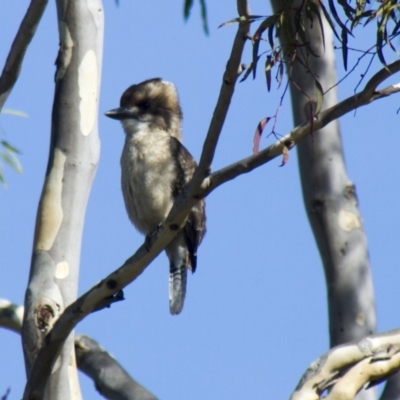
{"left": 169, "top": 262, "right": 187, "bottom": 315}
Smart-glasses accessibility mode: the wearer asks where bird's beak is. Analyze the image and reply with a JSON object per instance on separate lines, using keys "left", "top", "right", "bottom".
{"left": 104, "top": 107, "right": 135, "bottom": 120}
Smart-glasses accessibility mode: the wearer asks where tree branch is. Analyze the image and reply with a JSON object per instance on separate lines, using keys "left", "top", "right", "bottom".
{"left": 0, "top": 299, "right": 24, "bottom": 333}
{"left": 205, "top": 59, "right": 400, "bottom": 195}
{"left": 274, "top": 5, "right": 377, "bottom": 399}
{"left": 76, "top": 334, "right": 158, "bottom": 400}
{"left": 194, "top": 0, "right": 250, "bottom": 184}
{"left": 0, "top": 0, "right": 48, "bottom": 111}
{"left": 23, "top": 1, "right": 251, "bottom": 396}
{"left": 0, "top": 300, "right": 157, "bottom": 400}
{"left": 291, "top": 329, "right": 400, "bottom": 400}
{"left": 23, "top": 43, "right": 400, "bottom": 400}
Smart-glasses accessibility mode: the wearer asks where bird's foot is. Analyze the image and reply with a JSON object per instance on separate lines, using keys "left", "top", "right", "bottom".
{"left": 145, "top": 223, "right": 162, "bottom": 252}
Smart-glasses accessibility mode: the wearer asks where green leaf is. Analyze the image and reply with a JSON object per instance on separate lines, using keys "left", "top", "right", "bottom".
{"left": 341, "top": 28, "right": 348, "bottom": 70}
{"left": 183, "top": 0, "right": 209, "bottom": 35}
{"left": 199, "top": 0, "right": 209, "bottom": 35}
{"left": 0, "top": 164, "right": 5, "bottom": 188}
{"left": 277, "top": 61, "right": 284, "bottom": 89}
{"left": 239, "top": 59, "right": 259, "bottom": 83}
{"left": 0, "top": 137, "right": 22, "bottom": 187}
{"left": 252, "top": 16, "right": 278, "bottom": 79}
{"left": 294, "top": 7, "right": 305, "bottom": 38}
{"left": 352, "top": 3, "right": 370, "bottom": 28}
{"left": 280, "top": 144, "right": 290, "bottom": 167}
{"left": 253, "top": 117, "right": 270, "bottom": 155}
{"left": 218, "top": 15, "right": 266, "bottom": 29}
{"left": 1, "top": 108, "right": 28, "bottom": 117}
{"left": 308, "top": 1, "right": 325, "bottom": 51}
{"left": 267, "top": 20, "right": 275, "bottom": 50}
{"left": 1, "top": 140, "right": 21, "bottom": 154}
{"left": 393, "top": 18, "right": 400, "bottom": 35}
{"left": 377, "top": 15, "right": 388, "bottom": 65}
{"left": 328, "top": 0, "right": 352, "bottom": 35}
{"left": 1, "top": 151, "right": 22, "bottom": 174}
{"left": 184, "top": 0, "right": 194, "bottom": 20}
{"left": 265, "top": 56, "right": 273, "bottom": 91}
{"left": 294, "top": 8, "right": 320, "bottom": 58}
{"left": 355, "top": 0, "right": 367, "bottom": 18}
{"left": 337, "top": 0, "right": 355, "bottom": 20}
{"left": 314, "top": 78, "right": 324, "bottom": 116}
{"left": 319, "top": 0, "right": 341, "bottom": 41}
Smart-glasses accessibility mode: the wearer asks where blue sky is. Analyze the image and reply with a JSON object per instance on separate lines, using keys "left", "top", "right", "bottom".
{"left": 1, "top": 1, "right": 399, "bottom": 399}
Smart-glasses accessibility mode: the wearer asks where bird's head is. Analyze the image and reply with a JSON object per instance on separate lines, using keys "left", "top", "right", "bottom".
{"left": 105, "top": 78, "right": 183, "bottom": 139}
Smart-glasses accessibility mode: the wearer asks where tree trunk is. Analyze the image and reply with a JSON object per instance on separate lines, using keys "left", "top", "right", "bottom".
{"left": 21, "top": 1, "right": 103, "bottom": 398}
{"left": 269, "top": 1, "right": 376, "bottom": 399}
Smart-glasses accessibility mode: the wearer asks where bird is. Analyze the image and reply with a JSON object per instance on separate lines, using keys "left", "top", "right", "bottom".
{"left": 105, "top": 78, "right": 206, "bottom": 315}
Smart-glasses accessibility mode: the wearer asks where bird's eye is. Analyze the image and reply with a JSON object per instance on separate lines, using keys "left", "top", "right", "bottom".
{"left": 139, "top": 101, "right": 150, "bottom": 109}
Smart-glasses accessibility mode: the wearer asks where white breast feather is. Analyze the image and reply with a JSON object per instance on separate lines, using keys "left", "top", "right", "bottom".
{"left": 120, "top": 125, "right": 176, "bottom": 234}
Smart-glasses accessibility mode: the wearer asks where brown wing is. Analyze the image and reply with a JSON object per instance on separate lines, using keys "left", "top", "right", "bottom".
{"left": 169, "top": 137, "right": 206, "bottom": 272}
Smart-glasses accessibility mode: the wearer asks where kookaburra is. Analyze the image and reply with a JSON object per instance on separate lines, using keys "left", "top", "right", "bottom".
{"left": 105, "top": 78, "right": 206, "bottom": 315}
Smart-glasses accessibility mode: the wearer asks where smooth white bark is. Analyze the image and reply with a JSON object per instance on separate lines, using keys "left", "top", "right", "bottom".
{"left": 22, "top": 1, "right": 103, "bottom": 398}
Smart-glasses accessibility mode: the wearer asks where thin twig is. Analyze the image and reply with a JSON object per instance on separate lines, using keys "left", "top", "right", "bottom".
{"left": 0, "top": 0, "right": 48, "bottom": 111}
{"left": 24, "top": 54, "right": 400, "bottom": 398}
{"left": 23, "top": 1, "right": 252, "bottom": 396}
{"left": 195, "top": 0, "right": 250, "bottom": 183}
{"left": 205, "top": 59, "right": 400, "bottom": 194}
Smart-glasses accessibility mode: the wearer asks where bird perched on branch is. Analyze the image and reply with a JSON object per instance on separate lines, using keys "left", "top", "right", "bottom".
{"left": 105, "top": 78, "right": 206, "bottom": 315}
